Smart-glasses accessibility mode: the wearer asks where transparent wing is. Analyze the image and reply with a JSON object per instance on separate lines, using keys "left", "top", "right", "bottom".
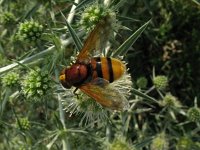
{"left": 77, "top": 16, "right": 112, "bottom": 62}
{"left": 79, "top": 78, "right": 129, "bottom": 111}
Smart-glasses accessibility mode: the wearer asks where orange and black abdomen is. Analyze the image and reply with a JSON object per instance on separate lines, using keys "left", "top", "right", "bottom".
{"left": 90, "top": 57, "right": 125, "bottom": 83}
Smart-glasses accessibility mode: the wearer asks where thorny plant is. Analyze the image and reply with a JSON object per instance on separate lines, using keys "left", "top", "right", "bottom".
{"left": 0, "top": 0, "right": 200, "bottom": 150}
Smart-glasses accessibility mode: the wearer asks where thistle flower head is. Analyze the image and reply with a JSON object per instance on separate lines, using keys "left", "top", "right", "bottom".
{"left": 80, "top": 4, "right": 117, "bottom": 32}
{"left": 176, "top": 137, "right": 193, "bottom": 150}
{"left": 18, "top": 145, "right": 27, "bottom": 150}
{"left": 61, "top": 89, "right": 108, "bottom": 127}
{"left": 16, "top": 117, "right": 31, "bottom": 130}
{"left": 61, "top": 72, "right": 132, "bottom": 127}
{"left": 153, "top": 75, "right": 168, "bottom": 90}
{"left": 136, "top": 76, "right": 148, "bottom": 88}
{"left": 160, "top": 93, "right": 181, "bottom": 108}
{"left": 0, "top": 12, "right": 15, "bottom": 25}
{"left": 107, "top": 135, "right": 133, "bottom": 150}
{"left": 17, "top": 20, "right": 44, "bottom": 44}
{"left": 1, "top": 72, "right": 20, "bottom": 87}
{"left": 21, "top": 68, "right": 52, "bottom": 102}
{"left": 187, "top": 107, "right": 200, "bottom": 123}
{"left": 150, "top": 132, "right": 169, "bottom": 150}
{"left": 110, "top": 72, "right": 132, "bottom": 100}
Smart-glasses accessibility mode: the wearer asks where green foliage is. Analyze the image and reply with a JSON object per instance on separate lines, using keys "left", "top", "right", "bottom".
{"left": 0, "top": 0, "right": 200, "bottom": 150}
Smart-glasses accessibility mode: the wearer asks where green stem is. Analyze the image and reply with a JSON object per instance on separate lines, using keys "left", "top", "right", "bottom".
{"left": 106, "top": 121, "right": 112, "bottom": 142}
{"left": 55, "top": 68, "right": 70, "bottom": 150}
{"left": 194, "top": 97, "right": 198, "bottom": 107}
{"left": 0, "top": 88, "right": 11, "bottom": 116}
{"left": 58, "top": 93, "right": 66, "bottom": 129}
{"left": 0, "top": 45, "right": 54, "bottom": 75}
{"left": 104, "top": 0, "right": 111, "bottom": 6}
{"left": 58, "top": 87, "right": 70, "bottom": 150}
{"left": 144, "top": 86, "right": 155, "bottom": 94}
{"left": 67, "top": 0, "right": 80, "bottom": 24}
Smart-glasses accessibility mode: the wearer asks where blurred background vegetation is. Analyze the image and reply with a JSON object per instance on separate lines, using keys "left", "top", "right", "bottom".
{"left": 0, "top": 0, "right": 200, "bottom": 149}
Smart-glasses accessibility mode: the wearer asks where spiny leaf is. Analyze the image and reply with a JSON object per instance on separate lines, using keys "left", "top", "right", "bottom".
{"left": 132, "top": 88, "right": 158, "bottom": 104}
{"left": 19, "top": 3, "right": 41, "bottom": 21}
{"left": 118, "top": 16, "right": 140, "bottom": 22}
{"left": 135, "top": 136, "right": 154, "bottom": 148}
{"left": 75, "top": 0, "right": 93, "bottom": 11}
{"left": 112, "top": 19, "right": 151, "bottom": 57}
{"left": 60, "top": 11, "right": 83, "bottom": 52}
{"left": 192, "top": 0, "right": 200, "bottom": 5}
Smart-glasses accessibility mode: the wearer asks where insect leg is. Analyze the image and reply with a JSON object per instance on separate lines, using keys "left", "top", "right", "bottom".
{"left": 73, "top": 88, "right": 79, "bottom": 99}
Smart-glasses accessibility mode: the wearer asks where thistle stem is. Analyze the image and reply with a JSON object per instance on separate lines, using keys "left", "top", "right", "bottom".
{"left": 67, "top": 0, "right": 80, "bottom": 24}
{"left": 0, "top": 88, "right": 11, "bottom": 116}
{"left": 0, "top": 45, "right": 53, "bottom": 75}
{"left": 55, "top": 68, "right": 71, "bottom": 150}
{"left": 106, "top": 122, "right": 112, "bottom": 142}
{"left": 59, "top": 101, "right": 70, "bottom": 150}
{"left": 104, "top": 0, "right": 111, "bottom": 6}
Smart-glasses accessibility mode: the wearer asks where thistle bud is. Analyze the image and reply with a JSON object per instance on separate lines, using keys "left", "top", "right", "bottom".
{"left": 16, "top": 117, "right": 31, "bottom": 130}
{"left": 136, "top": 77, "right": 148, "bottom": 88}
{"left": 187, "top": 107, "right": 200, "bottom": 123}
{"left": 21, "top": 68, "right": 52, "bottom": 102}
{"left": 17, "top": 20, "right": 44, "bottom": 44}
{"left": 153, "top": 75, "right": 168, "bottom": 90}
{"left": 2, "top": 72, "right": 20, "bottom": 87}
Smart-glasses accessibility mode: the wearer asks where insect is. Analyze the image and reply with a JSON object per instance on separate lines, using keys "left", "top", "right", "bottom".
{"left": 59, "top": 16, "right": 129, "bottom": 110}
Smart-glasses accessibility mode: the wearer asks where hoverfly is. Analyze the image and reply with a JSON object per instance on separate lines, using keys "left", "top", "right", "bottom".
{"left": 59, "top": 15, "right": 129, "bottom": 110}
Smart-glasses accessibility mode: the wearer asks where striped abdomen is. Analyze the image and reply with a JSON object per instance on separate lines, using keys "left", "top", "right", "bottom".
{"left": 90, "top": 57, "right": 125, "bottom": 83}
